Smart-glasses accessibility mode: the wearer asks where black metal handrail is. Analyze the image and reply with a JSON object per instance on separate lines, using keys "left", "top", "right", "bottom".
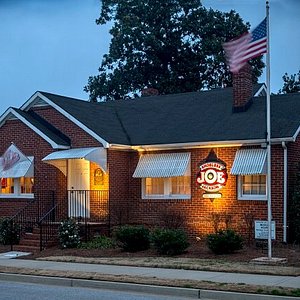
{"left": 38, "top": 204, "right": 59, "bottom": 251}
{"left": 9, "top": 199, "right": 37, "bottom": 251}
{"left": 8, "top": 190, "right": 56, "bottom": 251}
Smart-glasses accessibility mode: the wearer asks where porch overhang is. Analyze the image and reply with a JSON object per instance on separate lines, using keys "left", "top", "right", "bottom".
{"left": 230, "top": 148, "right": 267, "bottom": 175}
{"left": 42, "top": 147, "right": 107, "bottom": 176}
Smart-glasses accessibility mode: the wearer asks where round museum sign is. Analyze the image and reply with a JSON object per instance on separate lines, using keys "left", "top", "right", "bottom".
{"left": 196, "top": 161, "right": 228, "bottom": 193}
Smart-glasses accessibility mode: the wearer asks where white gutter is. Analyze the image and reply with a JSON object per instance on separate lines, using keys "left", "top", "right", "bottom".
{"left": 282, "top": 141, "right": 288, "bottom": 243}
{"left": 108, "top": 138, "right": 295, "bottom": 152}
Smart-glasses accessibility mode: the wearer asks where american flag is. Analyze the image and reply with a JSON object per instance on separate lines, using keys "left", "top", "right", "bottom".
{"left": 223, "top": 18, "right": 267, "bottom": 73}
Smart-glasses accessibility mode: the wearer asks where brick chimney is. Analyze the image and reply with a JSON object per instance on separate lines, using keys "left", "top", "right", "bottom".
{"left": 232, "top": 63, "right": 253, "bottom": 113}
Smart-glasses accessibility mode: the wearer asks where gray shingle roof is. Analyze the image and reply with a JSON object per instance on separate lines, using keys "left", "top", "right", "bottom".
{"left": 38, "top": 88, "right": 300, "bottom": 146}
{"left": 14, "top": 108, "right": 70, "bottom": 147}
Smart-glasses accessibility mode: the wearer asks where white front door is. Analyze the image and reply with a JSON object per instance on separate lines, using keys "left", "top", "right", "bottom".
{"left": 68, "top": 159, "right": 90, "bottom": 218}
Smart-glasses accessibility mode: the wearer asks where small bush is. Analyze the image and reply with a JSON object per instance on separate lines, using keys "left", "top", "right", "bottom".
{"left": 206, "top": 229, "right": 243, "bottom": 254}
{"left": 114, "top": 225, "right": 150, "bottom": 252}
{"left": 58, "top": 218, "right": 80, "bottom": 249}
{"left": 0, "top": 218, "right": 20, "bottom": 245}
{"left": 79, "top": 235, "right": 116, "bottom": 249}
{"left": 151, "top": 228, "right": 190, "bottom": 256}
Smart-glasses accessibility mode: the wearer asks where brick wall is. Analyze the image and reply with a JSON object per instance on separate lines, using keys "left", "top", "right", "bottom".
{"left": 1, "top": 104, "right": 296, "bottom": 242}
{"left": 0, "top": 105, "right": 103, "bottom": 219}
{"left": 0, "top": 119, "right": 66, "bottom": 218}
{"left": 107, "top": 150, "right": 131, "bottom": 226}
{"left": 32, "top": 106, "right": 101, "bottom": 148}
{"left": 109, "top": 145, "right": 286, "bottom": 241}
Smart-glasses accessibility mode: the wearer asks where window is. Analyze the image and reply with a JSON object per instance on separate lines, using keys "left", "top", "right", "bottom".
{"left": 142, "top": 166, "right": 191, "bottom": 199}
{"left": 143, "top": 176, "right": 191, "bottom": 199}
{"left": 0, "top": 176, "right": 34, "bottom": 198}
{"left": 238, "top": 174, "right": 267, "bottom": 200}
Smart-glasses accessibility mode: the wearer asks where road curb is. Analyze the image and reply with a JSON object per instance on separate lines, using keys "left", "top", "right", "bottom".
{"left": 0, "top": 273, "right": 297, "bottom": 300}
{"left": 0, "top": 273, "right": 200, "bottom": 298}
{"left": 200, "top": 289, "right": 297, "bottom": 300}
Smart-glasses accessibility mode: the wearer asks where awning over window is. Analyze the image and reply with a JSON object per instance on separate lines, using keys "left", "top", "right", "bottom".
{"left": 133, "top": 152, "right": 190, "bottom": 178}
{"left": 0, "top": 157, "right": 34, "bottom": 178}
{"left": 230, "top": 149, "right": 267, "bottom": 175}
{"left": 42, "top": 147, "right": 107, "bottom": 176}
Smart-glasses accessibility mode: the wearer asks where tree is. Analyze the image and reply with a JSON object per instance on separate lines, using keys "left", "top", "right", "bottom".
{"left": 85, "top": 0, "right": 264, "bottom": 102}
{"left": 279, "top": 70, "right": 300, "bottom": 94}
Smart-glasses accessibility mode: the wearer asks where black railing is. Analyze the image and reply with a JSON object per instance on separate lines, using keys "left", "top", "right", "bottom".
{"left": 8, "top": 190, "right": 56, "bottom": 250}
{"left": 9, "top": 190, "right": 109, "bottom": 251}
{"left": 37, "top": 190, "right": 109, "bottom": 248}
{"left": 38, "top": 204, "right": 59, "bottom": 251}
{"left": 9, "top": 198, "right": 37, "bottom": 251}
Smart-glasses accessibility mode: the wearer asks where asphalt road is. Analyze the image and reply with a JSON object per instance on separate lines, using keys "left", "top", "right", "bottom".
{"left": 0, "top": 280, "right": 199, "bottom": 300}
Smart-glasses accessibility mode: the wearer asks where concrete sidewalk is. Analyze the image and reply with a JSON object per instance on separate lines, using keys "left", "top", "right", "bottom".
{"left": 0, "top": 257, "right": 299, "bottom": 289}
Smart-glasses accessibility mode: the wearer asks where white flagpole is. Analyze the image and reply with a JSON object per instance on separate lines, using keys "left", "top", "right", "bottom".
{"left": 266, "top": 0, "right": 272, "bottom": 259}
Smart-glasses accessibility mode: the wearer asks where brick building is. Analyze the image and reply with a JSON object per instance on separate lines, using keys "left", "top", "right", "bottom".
{"left": 1, "top": 66, "right": 300, "bottom": 245}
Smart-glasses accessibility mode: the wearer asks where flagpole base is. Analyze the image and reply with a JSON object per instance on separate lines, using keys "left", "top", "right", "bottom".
{"left": 250, "top": 257, "right": 287, "bottom": 265}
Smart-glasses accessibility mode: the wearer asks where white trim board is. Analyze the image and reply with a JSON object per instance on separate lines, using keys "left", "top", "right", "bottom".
{"left": 21, "top": 92, "right": 110, "bottom": 148}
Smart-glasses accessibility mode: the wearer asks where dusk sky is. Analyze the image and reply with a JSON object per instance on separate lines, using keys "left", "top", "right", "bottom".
{"left": 1, "top": 0, "right": 299, "bottom": 116}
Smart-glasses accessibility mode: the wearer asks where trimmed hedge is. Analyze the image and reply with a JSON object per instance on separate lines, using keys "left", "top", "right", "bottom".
{"left": 114, "top": 225, "right": 150, "bottom": 252}
{"left": 0, "top": 218, "right": 20, "bottom": 245}
{"left": 151, "top": 228, "right": 189, "bottom": 256}
{"left": 206, "top": 229, "right": 243, "bottom": 254}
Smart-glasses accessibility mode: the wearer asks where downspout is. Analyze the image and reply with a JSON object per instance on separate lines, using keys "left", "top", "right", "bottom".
{"left": 282, "top": 141, "right": 288, "bottom": 243}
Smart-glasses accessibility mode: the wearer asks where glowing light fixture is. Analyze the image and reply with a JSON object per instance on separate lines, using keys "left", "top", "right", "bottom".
{"left": 203, "top": 192, "right": 222, "bottom": 202}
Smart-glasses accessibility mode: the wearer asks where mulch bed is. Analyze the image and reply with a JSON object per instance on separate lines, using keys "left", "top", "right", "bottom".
{"left": 4, "top": 240, "right": 299, "bottom": 267}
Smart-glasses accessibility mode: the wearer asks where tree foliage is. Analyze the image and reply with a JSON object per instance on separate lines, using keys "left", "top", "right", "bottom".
{"left": 85, "top": 0, "right": 264, "bottom": 101}
{"left": 279, "top": 70, "right": 300, "bottom": 94}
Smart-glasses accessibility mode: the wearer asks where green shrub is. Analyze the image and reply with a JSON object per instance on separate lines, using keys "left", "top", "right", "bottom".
{"left": 0, "top": 218, "right": 20, "bottom": 245}
{"left": 114, "top": 225, "right": 150, "bottom": 252}
{"left": 206, "top": 229, "right": 243, "bottom": 254}
{"left": 151, "top": 228, "right": 190, "bottom": 255}
{"left": 79, "top": 235, "right": 116, "bottom": 249}
{"left": 58, "top": 218, "right": 80, "bottom": 249}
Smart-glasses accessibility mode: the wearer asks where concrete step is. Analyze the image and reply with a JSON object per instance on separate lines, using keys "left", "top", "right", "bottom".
{"left": 13, "top": 245, "right": 40, "bottom": 253}
{"left": 18, "top": 239, "right": 41, "bottom": 247}
{"left": 22, "top": 232, "right": 40, "bottom": 241}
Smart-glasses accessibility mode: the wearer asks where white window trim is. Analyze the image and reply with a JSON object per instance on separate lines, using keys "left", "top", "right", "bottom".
{"left": 237, "top": 175, "right": 267, "bottom": 201}
{"left": 0, "top": 194, "right": 34, "bottom": 199}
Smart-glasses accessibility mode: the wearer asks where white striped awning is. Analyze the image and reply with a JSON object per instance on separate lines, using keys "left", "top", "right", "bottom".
{"left": 0, "top": 157, "right": 34, "bottom": 178}
{"left": 230, "top": 149, "right": 267, "bottom": 175}
{"left": 133, "top": 152, "right": 190, "bottom": 178}
{"left": 42, "top": 147, "right": 107, "bottom": 176}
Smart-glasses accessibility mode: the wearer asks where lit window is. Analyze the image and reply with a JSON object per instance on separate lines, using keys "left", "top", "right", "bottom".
{"left": 143, "top": 164, "right": 191, "bottom": 199}
{"left": 171, "top": 176, "right": 191, "bottom": 195}
{"left": 238, "top": 175, "right": 267, "bottom": 200}
{"left": 0, "top": 177, "right": 34, "bottom": 197}
{"left": 145, "top": 178, "right": 164, "bottom": 195}
{"left": 20, "top": 177, "right": 34, "bottom": 194}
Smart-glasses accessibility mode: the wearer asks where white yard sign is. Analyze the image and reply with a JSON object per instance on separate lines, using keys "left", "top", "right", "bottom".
{"left": 254, "top": 220, "right": 276, "bottom": 240}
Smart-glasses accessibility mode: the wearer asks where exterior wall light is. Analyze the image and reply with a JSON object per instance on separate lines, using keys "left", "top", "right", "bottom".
{"left": 203, "top": 192, "right": 222, "bottom": 202}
